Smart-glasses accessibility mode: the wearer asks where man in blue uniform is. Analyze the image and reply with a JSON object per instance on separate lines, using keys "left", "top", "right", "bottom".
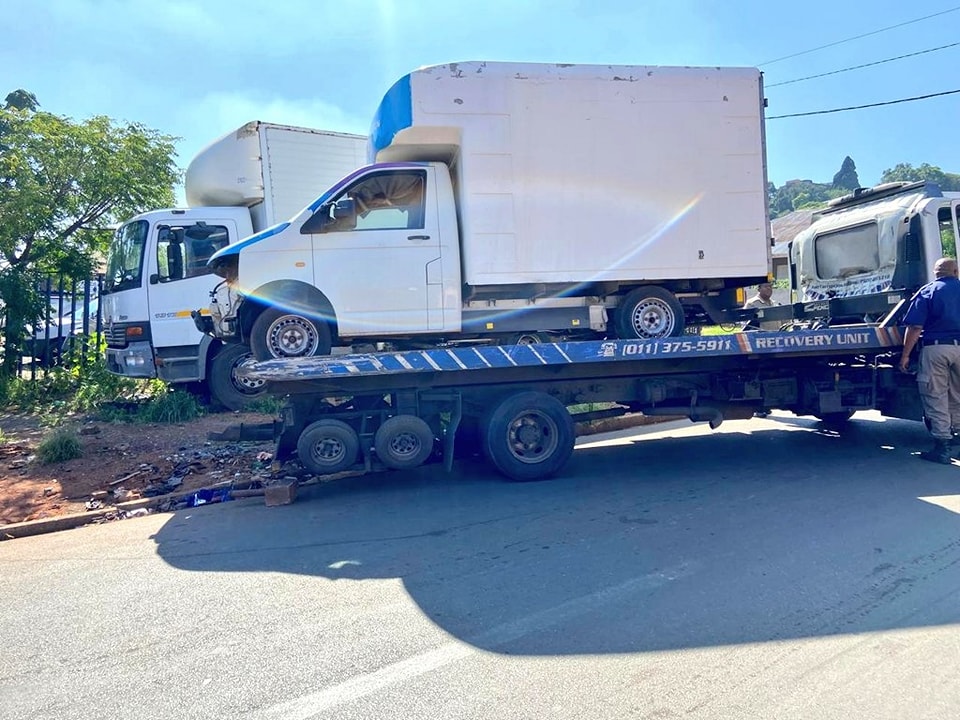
{"left": 899, "top": 257, "right": 960, "bottom": 464}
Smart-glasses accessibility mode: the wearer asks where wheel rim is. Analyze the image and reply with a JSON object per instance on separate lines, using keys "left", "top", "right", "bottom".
{"left": 505, "top": 411, "right": 560, "bottom": 464}
{"left": 266, "top": 315, "right": 320, "bottom": 358}
{"left": 386, "top": 431, "right": 423, "bottom": 459}
{"left": 230, "top": 353, "right": 265, "bottom": 394}
{"left": 630, "top": 299, "right": 676, "bottom": 338}
{"left": 310, "top": 435, "right": 347, "bottom": 465}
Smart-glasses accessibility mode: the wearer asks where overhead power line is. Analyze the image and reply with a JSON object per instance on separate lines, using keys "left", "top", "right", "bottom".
{"left": 758, "top": 6, "right": 960, "bottom": 66}
{"left": 766, "top": 42, "right": 960, "bottom": 88}
{"left": 767, "top": 88, "right": 960, "bottom": 119}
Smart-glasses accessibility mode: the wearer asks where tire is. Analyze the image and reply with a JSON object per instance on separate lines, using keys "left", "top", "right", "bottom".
{"left": 482, "top": 391, "right": 575, "bottom": 481}
{"left": 374, "top": 415, "right": 435, "bottom": 470}
{"left": 296, "top": 419, "right": 360, "bottom": 475}
{"left": 815, "top": 410, "right": 855, "bottom": 425}
{"left": 251, "top": 307, "right": 332, "bottom": 361}
{"left": 615, "top": 286, "right": 685, "bottom": 339}
{"left": 208, "top": 343, "right": 266, "bottom": 412}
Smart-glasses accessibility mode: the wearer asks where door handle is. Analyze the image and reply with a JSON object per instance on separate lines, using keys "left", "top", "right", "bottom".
{"left": 407, "top": 235, "right": 430, "bottom": 241}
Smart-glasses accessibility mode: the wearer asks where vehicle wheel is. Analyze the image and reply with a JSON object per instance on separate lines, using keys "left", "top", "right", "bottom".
{"left": 615, "top": 286, "right": 685, "bottom": 339}
{"left": 815, "top": 410, "right": 855, "bottom": 425}
{"left": 296, "top": 419, "right": 360, "bottom": 475}
{"left": 208, "top": 343, "right": 267, "bottom": 411}
{"left": 509, "top": 332, "right": 546, "bottom": 345}
{"left": 482, "top": 391, "right": 575, "bottom": 481}
{"left": 374, "top": 415, "right": 435, "bottom": 470}
{"left": 251, "top": 307, "right": 332, "bottom": 361}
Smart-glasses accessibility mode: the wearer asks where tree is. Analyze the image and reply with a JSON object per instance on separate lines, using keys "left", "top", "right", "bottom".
{"left": 4, "top": 89, "right": 38, "bottom": 112}
{"left": 0, "top": 94, "right": 180, "bottom": 377}
{"left": 880, "top": 162, "right": 960, "bottom": 192}
{"left": 831, "top": 156, "right": 860, "bottom": 191}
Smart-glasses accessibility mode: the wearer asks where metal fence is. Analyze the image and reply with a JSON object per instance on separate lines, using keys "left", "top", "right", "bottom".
{"left": 10, "top": 275, "right": 103, "bottom": 378}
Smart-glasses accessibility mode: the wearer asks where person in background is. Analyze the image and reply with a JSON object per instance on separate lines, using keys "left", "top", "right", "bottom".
{"left": 898, "top": 257, "right": 960, "bottom": 464}
{"left": 744, "top": 282, "right": 779, "bottom": 331}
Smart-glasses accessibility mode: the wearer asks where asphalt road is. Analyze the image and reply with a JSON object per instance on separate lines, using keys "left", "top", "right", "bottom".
{"left": 2, "top": 411, "right": 959, "bottom": 720}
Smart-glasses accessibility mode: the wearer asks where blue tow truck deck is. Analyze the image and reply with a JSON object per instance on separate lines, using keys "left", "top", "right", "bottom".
{"left": 238, "top": 317, "right": 922, "bottom": 482}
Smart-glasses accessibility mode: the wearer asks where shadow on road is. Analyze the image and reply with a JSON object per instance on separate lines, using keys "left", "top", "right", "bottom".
{"left": 152, "top": 414, "right": 960, "bottom": 655}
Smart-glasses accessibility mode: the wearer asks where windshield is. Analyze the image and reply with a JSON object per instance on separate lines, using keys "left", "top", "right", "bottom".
{"left": 103, "top": 220, "right": 149, "bottom": 293}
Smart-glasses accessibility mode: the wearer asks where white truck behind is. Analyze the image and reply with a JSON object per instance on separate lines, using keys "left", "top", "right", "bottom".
{"left": 101, "top": 121, "right": 367, "bottom": 409}
{"left": 788, "top": 181, "right": 960, "bottom": 322}
{"left": 203, "top": 62, "right": 772, "bottom": 361}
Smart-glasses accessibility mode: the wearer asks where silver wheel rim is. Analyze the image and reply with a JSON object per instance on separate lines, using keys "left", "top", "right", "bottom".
{"left": 630, "top": 299, "right": 675, "bottom": 338}
{"left": 266, "top": 315, "right": 320, "bottom": 358}
{"left": 231, "top": 353, "right": 265, "bottom": 394}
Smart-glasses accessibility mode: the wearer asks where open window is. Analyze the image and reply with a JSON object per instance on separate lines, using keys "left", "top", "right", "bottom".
{"left": 302, "top": 170, "right": 426, "bottom": 234}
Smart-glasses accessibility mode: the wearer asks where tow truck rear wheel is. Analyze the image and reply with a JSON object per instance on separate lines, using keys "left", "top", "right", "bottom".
{"left": 374, "top": 415, "right": 435, "bottom": 470}
{"left": 251, "top": 308, "right": 332, "bottom": 361}
{"left": 297, "top": 419, "right": 359, "bottom": 475}
{"left": 208, "top": 343, "right": 266, "bottom": 411}
{"left": 482, "top": 391, "right": 575, "bottom": 481}
{"left": 615, "top": 286, "right": 685, "bottom": 339}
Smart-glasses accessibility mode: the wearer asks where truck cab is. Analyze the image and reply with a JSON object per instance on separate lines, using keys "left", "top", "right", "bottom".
{"left": 207, "top": 161, "right": 463, "bottom": 359}
{"left": 790, "top": 182, "right": 960, "bottom": 321}
{"left": 103, "top": 207, "right": 255, "bottom": 387}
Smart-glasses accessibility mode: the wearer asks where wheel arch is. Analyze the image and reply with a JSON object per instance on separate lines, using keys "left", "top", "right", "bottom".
{"left": 239, "top": 280, "right": 338, "bottom": 341}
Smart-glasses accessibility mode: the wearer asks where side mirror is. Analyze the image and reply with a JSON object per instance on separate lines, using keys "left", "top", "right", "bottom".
{"left": 332, "top": 197, "right": 356, "bottom": 221}
{"left": 300, "top": 198, "right": 357, "bottom": 234}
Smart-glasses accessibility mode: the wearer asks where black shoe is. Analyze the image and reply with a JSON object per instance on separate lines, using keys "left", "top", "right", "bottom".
{"left": 920, "top": 440, "right": 953, "bottom": 465}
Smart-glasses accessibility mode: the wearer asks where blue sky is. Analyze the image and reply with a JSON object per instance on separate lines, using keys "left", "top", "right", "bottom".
{"left": 5, "top": 0, "right": 959, "bottom": 199}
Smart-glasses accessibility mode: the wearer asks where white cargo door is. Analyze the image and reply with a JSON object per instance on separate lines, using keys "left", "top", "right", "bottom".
{"left": 148, "top": 221, "right": 236, "bottom": 348}
{"left": 308, "top": 168, "right": 441, "bottom": 336}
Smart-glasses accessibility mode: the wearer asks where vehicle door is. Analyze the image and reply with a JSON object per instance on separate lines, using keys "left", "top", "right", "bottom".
{"left": 303, "top": 167, "right": 441, "bottom": 336}
{"left": 148, "top": 221, "right": 236, "bottom": 348}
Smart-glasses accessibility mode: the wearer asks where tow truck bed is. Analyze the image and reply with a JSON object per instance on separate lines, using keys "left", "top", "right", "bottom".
{"left": 240, "top": 325, "right": 920, "bottom": 481}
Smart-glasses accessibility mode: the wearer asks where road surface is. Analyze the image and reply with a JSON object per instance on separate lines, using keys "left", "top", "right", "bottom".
{"left": 2, "top": 411, "right": 959, "bottom": 719}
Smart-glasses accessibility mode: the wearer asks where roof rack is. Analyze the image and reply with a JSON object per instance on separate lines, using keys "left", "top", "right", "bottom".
{"left": 821, "top": 181, "right": 941, "bottom": 214}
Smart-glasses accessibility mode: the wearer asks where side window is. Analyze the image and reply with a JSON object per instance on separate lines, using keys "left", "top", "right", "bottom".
{"left": 939, "top": 206, "right": 957, "bottom": 259}
{"left": 327, "top": 171, "right": 426, "bottom": 232}
{"left": 184, "top": 225, "right": 229, "bottom": 278}
{"left": 156, "top": 224, "right": 230, "bottom": 282}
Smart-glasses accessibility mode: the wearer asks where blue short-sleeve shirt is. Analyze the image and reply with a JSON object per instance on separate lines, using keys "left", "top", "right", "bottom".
{"left": 902, "top": 276, "right": 960, "bottom": 342}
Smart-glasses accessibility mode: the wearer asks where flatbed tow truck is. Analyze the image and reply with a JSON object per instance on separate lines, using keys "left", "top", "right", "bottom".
{"left": 236, "top": 307, "right": 924, "bottom": 482}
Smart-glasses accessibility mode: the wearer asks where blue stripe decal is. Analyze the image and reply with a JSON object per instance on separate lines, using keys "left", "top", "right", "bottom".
{"left": 246, "top": 328, "right": 905, "bottom": 383}
{"left": 208, "top": 222, "right": 290, "bottom": 262}
{"left": 370, "top": 72, "right": 413, "bottom": 159}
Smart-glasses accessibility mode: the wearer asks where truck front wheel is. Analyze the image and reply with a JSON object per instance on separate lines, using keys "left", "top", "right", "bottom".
{"left": 482, "top": 391, "right": 575, "bottom": 481}
{"left": 615, "top": 286, "right": 685, "bottom": 339}
{"left": 251, "top": 308, "right": 332, "bottom": 361}
{"left": 208, "top": 343, "right": 266, "bottom": 412}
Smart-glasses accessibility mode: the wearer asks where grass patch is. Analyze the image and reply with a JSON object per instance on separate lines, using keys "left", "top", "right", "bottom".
{"left": 241, "top": 394, "right": 285, "bottom": 415}
{"left": 36, "top": 426, "right": 83, "bottom": 464}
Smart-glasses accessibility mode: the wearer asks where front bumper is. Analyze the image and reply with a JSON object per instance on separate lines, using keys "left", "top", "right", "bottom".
{"left": 105, "top": 341, "right": 158, "bottom": 379}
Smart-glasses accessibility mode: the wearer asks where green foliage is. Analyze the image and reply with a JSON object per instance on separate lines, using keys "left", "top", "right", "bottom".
{"left": 134, "top": 390, "right": 204, "bottom": 424}
{"left": 880, "top": 163, "right": 960, "bottom": 191}
{"left": 241, "top": 394, "right": 285, "bottom": 415}
{"left": 0, "top": 93, "right": 180, "bottom": 376}
{"left": 36, "top": 426, "right": 82, "bottom": 464}
{"left": 831, "top": 156, "right": 860, "bottom": 191}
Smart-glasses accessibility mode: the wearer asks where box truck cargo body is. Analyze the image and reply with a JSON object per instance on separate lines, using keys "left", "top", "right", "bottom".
{"left": 205, "top": 63, "right": 772, "bottom": 361}
{"left": 101, "top": 121, "right": 367, "bottom": 409}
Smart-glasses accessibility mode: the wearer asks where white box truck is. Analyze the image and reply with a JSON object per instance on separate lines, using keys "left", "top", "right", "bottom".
{"left": 101, "top": 121, "right": 367, "bottom": 409}
{"left": 203, "top": 62, "right": 772, "bottom": 361}
{"left": 790, "top": 181, "right": 960, "bottom": 314}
